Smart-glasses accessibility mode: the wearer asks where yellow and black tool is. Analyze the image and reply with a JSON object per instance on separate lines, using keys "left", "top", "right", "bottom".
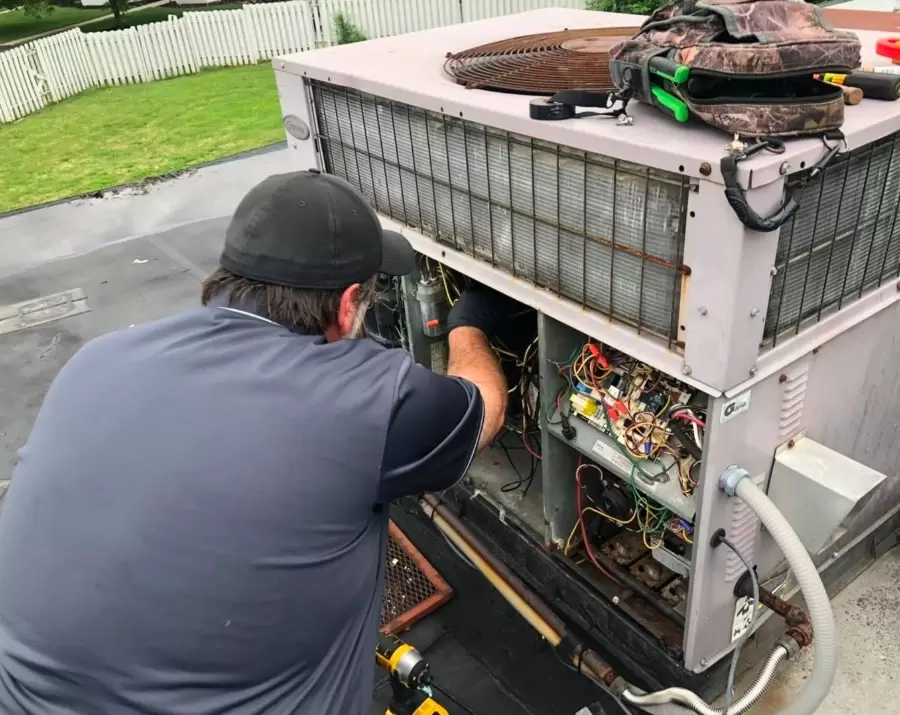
{"left": 375, "top": 633, "right": 449, "bottom": 715}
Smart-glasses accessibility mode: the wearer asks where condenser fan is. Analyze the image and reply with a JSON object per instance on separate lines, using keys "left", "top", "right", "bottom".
{"left": 443, "top": 28, "right": 639, "bottom": 95}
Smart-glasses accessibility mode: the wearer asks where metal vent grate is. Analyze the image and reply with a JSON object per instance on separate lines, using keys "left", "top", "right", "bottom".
{"left": 381, "top": 521, "right": 453, "bottom": 635}
{"left": 308, "top": 80, "right": 690, "bottom": 344}
{"left": 764, "top": 132, "right": 900, "bottom": 347}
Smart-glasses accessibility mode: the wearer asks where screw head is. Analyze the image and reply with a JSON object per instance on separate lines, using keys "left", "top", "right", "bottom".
{"left": 788, "top": 439, "right": 796, "bottom": 448}
{"left": 749, "top": 366, "right": 758, "bottom": 376}
{"left": 770, "top": 266, "right": 778, "bottom": 276}
{"left": 779, "top": 162, "right": 790, "bottom": 175}
{"left": 612, "top": 596, "right": 620, "bottom": 605}
{"left": 682, "top": 365, "right": 693, "bottom": 376}
{"left": 700, "top": 658, "right": 708, "bottom": 668}
{"left": 699, "top": 163, "right": 712, "bottom": 176}
{"left": 750, "top": 308, "right": 760, "bottom": 317}
{"left": 778, "top": 374, "right": 787, "bottom": 383}
{"left": 698, "top": 306, "right": 708, "bottom": 316}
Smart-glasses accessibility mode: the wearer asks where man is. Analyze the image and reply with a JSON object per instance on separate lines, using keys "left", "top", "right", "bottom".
{"left": 0, "top": 170, "right": 509, "bottom": 714}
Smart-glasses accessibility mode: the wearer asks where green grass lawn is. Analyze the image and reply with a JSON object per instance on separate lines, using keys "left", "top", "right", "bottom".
{"left": 83, "top": 3, "right": 244, "bottom": 33}
{"left": 0, "top": 63, "right": 284, "bottom": 213}
{"left": 0, "top": 6, "right": 107, "bottom": 43}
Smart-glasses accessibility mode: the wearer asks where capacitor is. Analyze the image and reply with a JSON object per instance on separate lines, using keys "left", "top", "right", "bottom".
{"left": 416, "top": 277, "right": 448, "bottom": 338}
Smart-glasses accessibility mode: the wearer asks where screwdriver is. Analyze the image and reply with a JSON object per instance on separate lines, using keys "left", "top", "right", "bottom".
{"left": 814, "top": 70, "right": 900, "bottom": 101}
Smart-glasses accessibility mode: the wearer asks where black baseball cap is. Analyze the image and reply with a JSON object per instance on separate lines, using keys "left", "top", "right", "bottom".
{"left": 220, "top": 170, "right": 415, "bottom": 290}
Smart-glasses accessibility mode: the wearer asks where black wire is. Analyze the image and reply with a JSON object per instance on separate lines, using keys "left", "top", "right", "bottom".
{"left": 432, "top": 682, "right": 489, "bottom": 715}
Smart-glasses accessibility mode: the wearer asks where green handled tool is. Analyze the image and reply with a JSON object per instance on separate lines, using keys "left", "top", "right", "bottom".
{"left": 648, "top": 56, "right": 690, "bottom": 85}
{"left": 650, "top": 85, "right": 690, "bottom": 122}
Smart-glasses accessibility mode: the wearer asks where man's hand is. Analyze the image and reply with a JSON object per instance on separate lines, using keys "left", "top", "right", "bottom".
{"left": 447, "top": 285, "right": 518, "bottom": 338}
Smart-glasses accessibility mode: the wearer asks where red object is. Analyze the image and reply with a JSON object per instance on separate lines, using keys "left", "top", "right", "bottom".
{"left": 587, "top": 343, "right": 609, "bottom": 369}
{"left": 876, "top": 37, "right": 900, "bottom": 62}
{"left": 614, "top": 400, "right": 629, "bottom": 417}
{"left": 425, "top": 319, "right": 440, "bottom": 328}
{"left": 607, "top": 406, "right": 620, "bottom": 423}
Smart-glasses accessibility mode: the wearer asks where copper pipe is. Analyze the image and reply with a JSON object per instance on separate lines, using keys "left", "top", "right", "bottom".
{"left": 421, "top": 494, "right": 618, "bottom": 686}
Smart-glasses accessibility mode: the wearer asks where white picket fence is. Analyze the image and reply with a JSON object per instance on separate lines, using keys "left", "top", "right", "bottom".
{"left": 0, "top": 0, "right": 586, "bottom": 124}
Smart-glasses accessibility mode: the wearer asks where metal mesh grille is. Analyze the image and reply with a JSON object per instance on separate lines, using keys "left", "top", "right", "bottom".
{"left": 381, "top": 521, "right": 453, "bottom": 635}
{"left": 764, "top": 131, "right": 900, "bottom": 347}
{"left": 308, "top": 80, "right": 690, "bottom": 344}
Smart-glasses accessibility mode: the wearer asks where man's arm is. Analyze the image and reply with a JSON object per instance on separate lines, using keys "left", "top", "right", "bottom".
{"left": 446, "top": 326, "right": 507, "bottom": 453}
{"left": 376, "top": 284, "right": 512, "bottom": 504}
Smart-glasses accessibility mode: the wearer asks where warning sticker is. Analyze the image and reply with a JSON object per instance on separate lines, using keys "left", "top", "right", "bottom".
{"left": 591, "top": 439, "right": 634, "bottom": 476}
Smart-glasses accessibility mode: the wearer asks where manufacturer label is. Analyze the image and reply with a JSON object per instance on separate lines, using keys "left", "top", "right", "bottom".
{"left": 282, "top": 114, "right": 310, "bottom": 140}
{"left": 591, "top": 439, "right": 634, "bottom": 476}
{"left": 720, "top": 390, "right": 751, "bottom": 424}
{"left": 731, "top": 595, "right": 756, "bottom": 642}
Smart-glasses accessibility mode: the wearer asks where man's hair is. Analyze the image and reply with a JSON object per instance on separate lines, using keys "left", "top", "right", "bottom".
{"left": 201, "top": 267, "right": 378, "bottom": 334}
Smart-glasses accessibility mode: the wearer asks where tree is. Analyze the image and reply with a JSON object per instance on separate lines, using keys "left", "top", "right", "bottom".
{"left": 586, "top": 0, "right": 671, "bottom": 14}
{"left": 1, "top": 0, "right": 54, "bottom": 19}
{"left": 107, "top": 0, "right": 127, "bottom": 28}
{"left": 333, "top": 12, "right": 366, "bottom": 45}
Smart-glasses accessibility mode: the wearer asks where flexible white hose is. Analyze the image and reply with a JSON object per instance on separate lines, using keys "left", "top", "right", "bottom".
{"left": 622, "top": 469, "right": 837, "bottom": 715}
{"left": 622, "top": 645, "right": 789, "bottom": 715}
{"left": 733, "top": 477, "right": 837, "bottom": 715}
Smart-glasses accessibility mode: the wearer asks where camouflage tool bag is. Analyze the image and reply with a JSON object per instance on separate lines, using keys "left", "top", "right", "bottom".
{"left": 608, "top": 0, "right": 862, "bottom": 137}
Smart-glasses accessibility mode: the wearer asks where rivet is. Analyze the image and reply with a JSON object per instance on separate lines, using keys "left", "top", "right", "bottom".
{"left": 778, "top": 374, "right": 787, "bottom": 383}
{"left": 788, "top": 439, "right": 796, "bottom": 448}
{"left": 698, "top": 306, "right": 708, "bottom": 316}
{"left": 770, "top": 266, "right": 778, "bottom": 276}
{"left": 682, "top": 365, "right": 693, "bottom": 376}
{"left": 749, "top": 366, "right": 758, "bottom": 376}
{"left": 779, "top": 162, "right": 790, "bottom": 175}
{"left": 699, "top": 163, "right": 712, "bottom": 176}
{"left": 700, "top": 658, "right": 708, "bottom": 668}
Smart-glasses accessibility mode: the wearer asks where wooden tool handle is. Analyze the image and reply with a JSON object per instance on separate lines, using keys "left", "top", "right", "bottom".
{"left": 825, "top": 81, "right": 863, "bottom": 105}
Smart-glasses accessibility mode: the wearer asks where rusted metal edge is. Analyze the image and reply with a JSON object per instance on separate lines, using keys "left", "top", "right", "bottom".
{"left": 380, "top": 520, "right": 454, "bottom": 636}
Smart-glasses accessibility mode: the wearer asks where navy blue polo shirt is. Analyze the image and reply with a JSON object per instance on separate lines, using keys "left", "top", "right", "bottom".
{"left": 0, "top": 302, "right": 483, "bottom": 714}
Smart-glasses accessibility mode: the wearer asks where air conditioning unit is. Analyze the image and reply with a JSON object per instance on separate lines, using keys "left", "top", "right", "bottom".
{"left": 273, "top": 8, "right": 900, "bottom": 701}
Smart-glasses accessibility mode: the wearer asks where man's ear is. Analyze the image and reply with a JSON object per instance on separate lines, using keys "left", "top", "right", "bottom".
{"left": 336, "top": 283, "right": 362, "bottom": 338}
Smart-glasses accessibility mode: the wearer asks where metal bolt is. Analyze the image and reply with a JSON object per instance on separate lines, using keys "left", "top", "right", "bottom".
{"left": 700, "top": 659, "right": 708, "bottom": 668}
{"left": 612, "top": 596, "right": 620, "bottom": 605}
{"left": 749, "top": 366, "right": 758, "bottom": 377}
{"left": 750, "top": 308, "right": 760, "bottom": 317}
{"left": 699, "top": 163, "right": 712, "bottom": 176}
{"left": 770, "top": 266, "right": 778, "bottom": 277}
{"left": 832, "top": 551, "right": 839, "bottom": 559}
{"left": 779, "top": 162, "right": 790, "bottom": 175}
{"left": 788, "top": 439, "right": 796, "bottom": 449}
{"left": 698, "top": 306, "right": 708, "bottom": 316}
{"left": 778, "top": 374, "right": 787, "bottom": 383}
{"left": 682, "top": 365, "right": 693, "bottom": 376}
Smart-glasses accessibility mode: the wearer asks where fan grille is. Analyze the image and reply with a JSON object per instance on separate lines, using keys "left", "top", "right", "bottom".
{"left": 443, "top": 28, "right": 639, "bottom": 95}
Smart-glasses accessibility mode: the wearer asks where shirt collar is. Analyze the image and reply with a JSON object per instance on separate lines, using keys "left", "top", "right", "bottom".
{"left": 206, "top": 293, "right": 318, "bottom": 336}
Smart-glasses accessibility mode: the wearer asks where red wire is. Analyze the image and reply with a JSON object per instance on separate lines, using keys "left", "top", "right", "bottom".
{"left": 575, "top": 457, "right": 614, "bottom": 578}
{"left": 672, "top": 412, "right": 706, "bottom": 428}
{"left": 522, "top": 430, "right": 542, "bottom": 461}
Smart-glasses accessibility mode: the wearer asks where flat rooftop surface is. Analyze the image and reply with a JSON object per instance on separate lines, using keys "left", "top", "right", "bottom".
{"left": 278, "top": 8, "right": 900, "bottom": 189}
{"left": 1, "top": 148, "right": 898, "bottom": 714}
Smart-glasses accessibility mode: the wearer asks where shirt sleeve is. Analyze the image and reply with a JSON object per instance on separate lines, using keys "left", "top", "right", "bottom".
{"left": 378, "top": 359, "right": 484, "bottom": 504}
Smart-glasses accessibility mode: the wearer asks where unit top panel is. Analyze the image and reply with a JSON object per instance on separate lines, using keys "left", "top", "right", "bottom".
{"left": 277, "top": 9, "right": 900, "bottom": 190}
